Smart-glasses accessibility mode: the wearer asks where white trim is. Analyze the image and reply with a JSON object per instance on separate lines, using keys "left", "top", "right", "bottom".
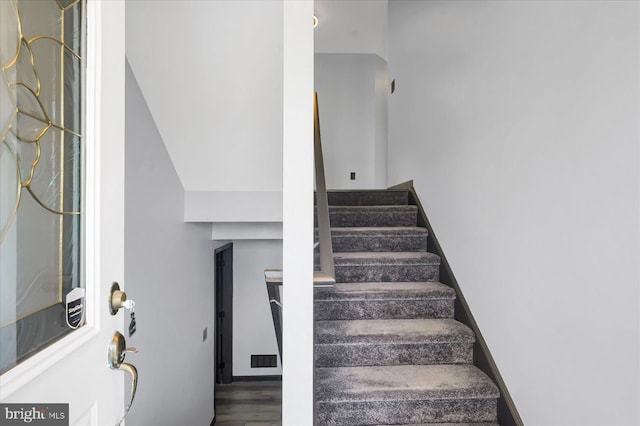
{"left": 0, "top": 0, "right": 103, "bottom": 398}
{"left": 84, "top": 0, "right": 101, "bottom": 332}
{"left": 0, "top": 327, "right": 98, "bottom": 398}
{"left": 211, "top": 222, "right": 283, "bottom": 240}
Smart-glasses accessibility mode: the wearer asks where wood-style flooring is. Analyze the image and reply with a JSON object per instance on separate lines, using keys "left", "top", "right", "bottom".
{"left": 214, "top": 380, "right": 282, "bottom": 425}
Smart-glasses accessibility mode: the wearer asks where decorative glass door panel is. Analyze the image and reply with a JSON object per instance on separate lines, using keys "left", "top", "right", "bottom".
{"left": 1, "top": 0, "right": 85, "bottom": 374}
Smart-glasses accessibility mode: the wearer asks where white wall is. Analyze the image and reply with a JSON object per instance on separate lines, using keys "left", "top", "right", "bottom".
{"left": 315, "top": 53, "right": 388, "bottom": 189}
{"left": 126, "top": 0, "right": 283, "bottom": 192}
{"left": 124, "top": 62, "right": 216, "bottom": 425}
{"left": 282, "top": 2, "right": 315, "bottom": 423}
{"left": 314, "top": 0, "right": 389, "bottom": 61}
{"left": 229, "top": 240, "right": 283, "bottom": 376}
{"left": 184, "top": 191, "right": 283, "bottom": 223}
{"left": 389, "top": 2, "right": 639, "bottom": 425}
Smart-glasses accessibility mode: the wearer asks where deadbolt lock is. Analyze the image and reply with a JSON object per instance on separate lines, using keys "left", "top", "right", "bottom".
{"left": 109, "top": 282, "right": 135, "bottom": 315}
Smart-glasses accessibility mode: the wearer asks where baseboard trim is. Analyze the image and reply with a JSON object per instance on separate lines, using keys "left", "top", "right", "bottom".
{"left": 387, "top": 179, "right": 413, "bottom": 190}
{"left": 231, "top": 375, "right": 282, "bottom": 382}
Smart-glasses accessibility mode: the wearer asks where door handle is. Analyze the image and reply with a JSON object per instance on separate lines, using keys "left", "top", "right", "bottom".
{"left": 108, "top": 331, "right": 138, "bottom": 425}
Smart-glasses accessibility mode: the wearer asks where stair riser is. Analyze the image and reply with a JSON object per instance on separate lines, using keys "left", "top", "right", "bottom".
{"left": 317, "top": 191, "right": 409, "bottom": 206}
{"left": 371, "top": 423, "right": 500, "bottom": 426}
{"left": 332, "top": 235, "right": 427, "bottom": 252}
{"left": 316, "top": 398, "right": 497, "bottom": 425}
{"left": 314, "top": 299, "right": 454, "bottom": 321}
{"left": 315, "top": 342, "right": 473, "bottom": 367}
{"left": 327, "top": 211, "right": 417, "bottom": 227}
{"left": 335, "top": 264, "right": 439, "bottom": 283}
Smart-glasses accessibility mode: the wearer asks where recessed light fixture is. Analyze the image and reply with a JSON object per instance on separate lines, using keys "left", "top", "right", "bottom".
{"left": 313, "top": 14, "right": 318, "bottom": 28}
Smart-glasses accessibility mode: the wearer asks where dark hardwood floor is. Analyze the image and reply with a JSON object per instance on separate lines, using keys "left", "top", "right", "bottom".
{"left": 214, "top": 380, "right": 282, "bottom": 425}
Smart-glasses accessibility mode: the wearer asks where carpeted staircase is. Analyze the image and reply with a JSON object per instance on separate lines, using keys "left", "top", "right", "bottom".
{"left": 314, "top": 189, "right": 500, "bottom": 425}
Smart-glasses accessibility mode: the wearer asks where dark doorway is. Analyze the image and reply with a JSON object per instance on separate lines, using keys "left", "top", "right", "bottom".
{"left": 215, "top": 243, "right": 233, "bottom": 384}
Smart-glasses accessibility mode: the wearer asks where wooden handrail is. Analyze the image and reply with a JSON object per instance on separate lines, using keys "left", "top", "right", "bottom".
{"left": 313, "top": 92, "right": 335, "bottom": 286}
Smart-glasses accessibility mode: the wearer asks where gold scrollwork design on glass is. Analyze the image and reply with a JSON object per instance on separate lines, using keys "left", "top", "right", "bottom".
{"left": 1, "top": 0, "right": 82, "bottom": 245}
{"left": 1, "top": 0, "right": 85, "bottom": 374}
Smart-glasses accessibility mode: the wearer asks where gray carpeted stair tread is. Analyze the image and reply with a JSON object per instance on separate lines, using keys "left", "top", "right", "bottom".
{"left": 333, "top": 252, "right": 441, "bottom": 284}
{"left": 323, "top": 205, "right": 418, "bottom": 227}
{"left": 317, "top": 227, "right": 428, "bottom": 253}
{"left": 329, "top": 226, "right": 428, "bottom": 236}
{"left": 316, "top": 364, "right": 499, "bottom": 402}
{"left": 334, "top": 252, "right": 440, "bottom": 283}
{"left": 327, "top": 205, "right": 416, "bottom": 213}
{"left": 321, "top": 190, "right": 410, "bottom": 206}
{"left": 324, "top": 205, "right": 417, "bottom": 213}
{"left": 315, "top": 281, "right": 455, "bottom": 301}
{"left": 316, "top": 367, "right": 498, "bottom": 423}
{"left": 315, "top": 319, "right": 475, "bottom": 366}
{"left": 314, "top": 282, "right": 456, "bottom": 320}
{"left": 371, "top": 423, "right": 499, "bottom": 426}
{"left": 315, "top": 319, "right": 475, "bottom": 345}
{"left": 334, "top": 251, "right": 440, "bottom": 266}
{"left": 313, "top": 189, "right": 500, "bottom": 424}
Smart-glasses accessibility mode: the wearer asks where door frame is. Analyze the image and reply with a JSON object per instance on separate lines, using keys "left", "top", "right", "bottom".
{"left": 215, "top": 243, "right": 233, "bottom": 384}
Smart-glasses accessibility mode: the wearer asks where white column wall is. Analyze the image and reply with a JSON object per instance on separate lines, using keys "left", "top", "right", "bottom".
{"left": 282, "top": 1, "right": 314, "bottom": 424}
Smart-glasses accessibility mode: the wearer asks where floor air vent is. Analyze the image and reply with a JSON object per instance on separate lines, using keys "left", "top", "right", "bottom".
{"left": 251, "top": 354, "right": 277, "bottom": 368}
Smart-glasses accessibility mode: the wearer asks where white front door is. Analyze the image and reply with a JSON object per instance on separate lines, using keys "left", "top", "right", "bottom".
{"left": 0, "top": 1, "right": 128, "bottom": 425}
